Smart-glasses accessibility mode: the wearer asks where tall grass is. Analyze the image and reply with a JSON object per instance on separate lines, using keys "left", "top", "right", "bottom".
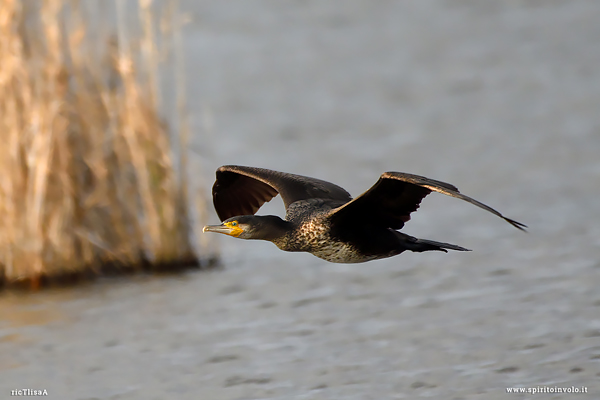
{"left": 0, "top": 0, "right": 212, "bottom": 289}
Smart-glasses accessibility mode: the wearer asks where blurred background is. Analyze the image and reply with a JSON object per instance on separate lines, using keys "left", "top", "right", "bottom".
{"left": 1, "top": 1, "right": 599, "bottom": 399}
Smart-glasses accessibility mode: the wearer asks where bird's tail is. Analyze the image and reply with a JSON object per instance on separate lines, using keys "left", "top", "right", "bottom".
{"left": 412, "top": 238, "right": 471, "bottom": 253}
{"left": 398, "top": 231, "right": 471, "bottom": 253}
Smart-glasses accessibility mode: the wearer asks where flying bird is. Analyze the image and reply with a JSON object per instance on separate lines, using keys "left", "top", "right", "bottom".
{"left": 203, "top": 165, "right": 526, "bottom": 263}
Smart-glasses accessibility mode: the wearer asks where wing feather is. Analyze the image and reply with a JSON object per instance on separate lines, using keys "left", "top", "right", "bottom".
{"left": 330, "top": 172, "right": 526, "bottom": 231}
{"left": 212, "top": 165, "right": 352, "bottom": 221}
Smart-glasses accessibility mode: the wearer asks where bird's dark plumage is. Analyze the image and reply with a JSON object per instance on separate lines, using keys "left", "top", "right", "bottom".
{"left": 203, "top": 165, "right": 526, "bottom": 263}
{"left": 212, "top": 165, "right": 351, "bottom": 220}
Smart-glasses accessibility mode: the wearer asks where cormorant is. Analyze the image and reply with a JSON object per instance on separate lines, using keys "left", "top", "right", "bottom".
{"left": 203, "top": 165, "right": 525, "bottom": 263}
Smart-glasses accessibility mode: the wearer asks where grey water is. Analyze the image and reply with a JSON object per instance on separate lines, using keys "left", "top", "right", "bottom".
{"left": 2, "top": 1, "right": 599, "bottom": 399}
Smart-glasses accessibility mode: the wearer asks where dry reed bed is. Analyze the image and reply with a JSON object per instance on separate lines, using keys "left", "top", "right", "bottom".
{"left": 0, "top": 0, "right": 213, "bottom": 289}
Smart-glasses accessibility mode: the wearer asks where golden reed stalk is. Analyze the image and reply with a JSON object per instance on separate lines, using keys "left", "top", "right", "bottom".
{"left": 0, "top": 0, "right": 212, "bottom": 289}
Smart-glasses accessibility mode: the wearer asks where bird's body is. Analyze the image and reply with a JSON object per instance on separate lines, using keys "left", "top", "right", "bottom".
{"left": 203, "top": 165, "right": 525, "bottom": 263}
{"left": 271, "top": 199, "right": 374, "bottom": 263}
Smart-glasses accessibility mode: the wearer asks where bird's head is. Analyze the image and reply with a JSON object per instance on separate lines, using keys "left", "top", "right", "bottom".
{"left": 203, "top": 215, "right": 289, "bottom": 241}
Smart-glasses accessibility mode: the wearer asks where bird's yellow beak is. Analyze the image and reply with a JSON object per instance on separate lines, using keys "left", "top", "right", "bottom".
{"left": 202, "top": 222, "right": 244, "bottom": 237}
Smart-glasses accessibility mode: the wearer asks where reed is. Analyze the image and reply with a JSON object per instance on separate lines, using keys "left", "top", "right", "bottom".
{"left": 0, "top": 0, "right": 214, "bottom": 289}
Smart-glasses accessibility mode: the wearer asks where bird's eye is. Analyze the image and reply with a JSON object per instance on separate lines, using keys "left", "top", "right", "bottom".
{"left": 231, "top": 221, "right": 238, "bottom": 226}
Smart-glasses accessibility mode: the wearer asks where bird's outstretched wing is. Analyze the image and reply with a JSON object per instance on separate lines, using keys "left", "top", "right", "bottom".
{"left": 212, "top": 165, "right": 352, "bottom": 221}
{"left": 329, "top": 172, "right": 526, "bottom": 231}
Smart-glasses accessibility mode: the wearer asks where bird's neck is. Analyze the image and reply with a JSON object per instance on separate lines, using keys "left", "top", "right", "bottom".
{"left": 254, "top": 215, "right": 295, "bottom": 242}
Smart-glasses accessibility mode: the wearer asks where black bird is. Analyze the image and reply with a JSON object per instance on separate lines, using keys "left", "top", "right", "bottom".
{"left": 203, "top": 165, "right": 525, "bottom": 263}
